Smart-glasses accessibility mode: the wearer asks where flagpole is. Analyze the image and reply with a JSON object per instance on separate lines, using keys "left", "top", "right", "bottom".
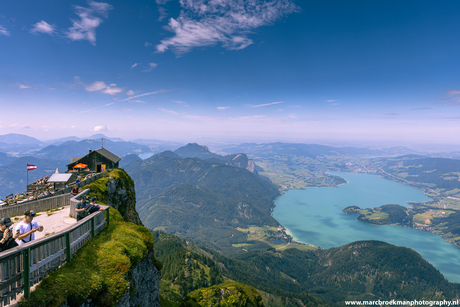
{"left": 27, "top": 163, "right": 29, "bottom": 190}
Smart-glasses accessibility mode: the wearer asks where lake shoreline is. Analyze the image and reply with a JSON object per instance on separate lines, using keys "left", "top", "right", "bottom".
{"left": 271, "top": 171, "right": 460, "bottom": 283}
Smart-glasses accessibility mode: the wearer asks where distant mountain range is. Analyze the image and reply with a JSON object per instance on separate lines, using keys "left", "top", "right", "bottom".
{"left": 45, "top": 133, "right": 126, "bottom": 146}
{"left": 0, "top": 133, "right": 43, "bottom": 145}
{"left": 222, "top": 142, "right": 419, "bottom": 158}
{"left": 34, "top": 139, "right": 151, "bottom": 162}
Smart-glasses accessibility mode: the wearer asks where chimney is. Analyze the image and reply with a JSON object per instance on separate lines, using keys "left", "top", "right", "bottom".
{"left": 89, "top": 150, "right": 92, "bottom": 154}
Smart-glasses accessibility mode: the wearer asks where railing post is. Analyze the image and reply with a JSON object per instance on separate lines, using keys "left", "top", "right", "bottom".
{"left": 91, "top": 217, "right": 95, "bottom": 238}
{"left": 65, "top": 232, "right": 71, "bottom": 263}
{"left": 22, "top": 248, "right": 30, "bottom": 299}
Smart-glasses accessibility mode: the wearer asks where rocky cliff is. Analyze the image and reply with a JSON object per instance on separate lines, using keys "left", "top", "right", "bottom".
{"left": 85, "top": 168, "right": 142, "bottom": 225}
{"left": 19, "top": 169, "right": 161, "bottom": 307}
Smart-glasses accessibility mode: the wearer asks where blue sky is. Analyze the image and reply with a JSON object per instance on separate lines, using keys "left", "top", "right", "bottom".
{"left": 1, "top": 0, "right": 460, "bottom": 146}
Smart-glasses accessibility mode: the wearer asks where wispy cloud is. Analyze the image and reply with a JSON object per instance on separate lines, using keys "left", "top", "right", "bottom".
{"left": 31, "top": 21, "right": 56, "bottom": 35}
{"left": 11, "top": 83, "right": 31, "bottom": 89}
{"left": 66, "top": 1, "right": 113, "bottom": 45}
{"left": 145, "top": 42, "right": 152, "bottom": 46}
{"left": 0, "top": 25, "right": 9, "bottom": 36}
{"left": 131, "top": 63, "right": 139, "bottom": 69}
{"left": 446, "top": 90, "right": 460, "bottom": 96}
{"left": 250, "top": 101, "right": 283, "bottom": 108}
{"left": 105, "top": 102, "right": 115, "bottom": 106}
{"left": 172, "top": 100, "right": 188, "bottom": 105}
{"left": 217, "top": 106, "right": 229, "bottom": 110}
{"left": 326, "top": 99, "right": 337, "bottom": 103}
{"left": 156, "top": 0, "right": 298, "bottom": 54}
{"left": 438, "top": 89, "right": 460, "bottom": 106}
{"left": 143, "top": 62, "right": 158, "bottom": 72}
{"left": 120, "top": 90, "right": 167, "bottom": 101}
{"left": 159, "top": 108, "right": 178, "bottom": 115}
{"left": 411, "top": 107, "right": 432, "bottom": 111}
{"left": 126, "top": 90, "right": 136, "bottom": 96}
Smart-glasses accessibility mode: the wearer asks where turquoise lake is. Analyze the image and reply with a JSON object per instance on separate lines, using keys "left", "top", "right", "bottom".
{"left": 272, "top": 171, "right": 460, "bottom": 283}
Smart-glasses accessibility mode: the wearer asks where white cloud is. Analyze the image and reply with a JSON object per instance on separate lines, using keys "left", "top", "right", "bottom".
{"left": 66, "top": 1, "right": 113, "bottom": 45}
{"left": 217, "top": 106, "right": 229, "bottom": 110}
{"left": 126, "top": 90, "right": 136, "bottom": 96}
{"left": 250, "top": 101, "right": 283, "bottom": 108}
{"left": 160, "top": 108, "right": 178, "bottom": 115}
{"left": 0, "top": 25, "right": 10, "bottom": 36}
{"left": 91, "top": 125, "right": 107, "bottom": 132}
{"left": 156, "top": 0, "right": 298, "bottom": 54}
{"left": 131, "top": 63, "right": 139, "bottom": 69}
{"left": 326, "top": 99, "right": 337, "bottom": 103}
{"left": 31, "top": 21, "right": 55, "bottom": 35}
{"left": 102, "top": 86, "right": 123, "bottom": 95}
{"left": 11, "top": 83, "right": 31, "bottom": 89}
{"left": 145, "top": 42, "right": 152, "bottom": 46}
{"left": 85, "top": 81, "right": 107, "bottom": 91}
{"left": 105, "top": 102, "right": 115, "bottom": 106}
{"left": 143, "top": 62, "right": 158, "bottom": 72}
{"left": 131, "top": 100, "right": 147, "bottom": 103}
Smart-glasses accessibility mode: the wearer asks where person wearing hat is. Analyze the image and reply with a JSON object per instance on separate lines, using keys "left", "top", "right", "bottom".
{"left": 15, "top": 210, "right": 44, "bottom": 246}
{"left": 75, "top": 195, "right": 89, "bottom": 221}
{"left": 86, "top": 197, "right": 104, "bottom": 215}
{"left": 0, "top": 217, "right": 19, "bottom": 251}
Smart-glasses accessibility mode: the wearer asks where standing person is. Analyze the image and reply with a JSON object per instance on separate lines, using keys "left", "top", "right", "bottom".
{"left": 15, "top": 210, "right": 44, "bottom": 246}
{"left": 75, "top": 195, "right": 89, "bottom": 221}
{"left": 0, "top": 217, "right": 19, "bottom": 251}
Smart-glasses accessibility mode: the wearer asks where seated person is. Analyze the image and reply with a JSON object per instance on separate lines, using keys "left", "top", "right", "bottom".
{"left": 86, "top": 197, "right": 104, "bottom": 215}
{"left": 75, "top": 195, "right": 89, "bottom": 221}
{"left": 71, "top": 184, "right": 79, "bottom": 196}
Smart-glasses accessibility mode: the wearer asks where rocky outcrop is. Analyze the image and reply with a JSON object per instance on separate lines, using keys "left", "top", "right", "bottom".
{"left": 116, "top": 252, "right": 161, "bottom": 307}
{"left": 85, "top": 168, "right": 143, "bottom": 225}
{"left": 105, "top": 173, "right": 142, "bottom": 225}
{"left": 59, "top": 253, "right": 160, "bottom": 307}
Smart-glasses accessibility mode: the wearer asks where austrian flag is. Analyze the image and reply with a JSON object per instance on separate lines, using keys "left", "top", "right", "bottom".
{"left": 27, "top": 164, "right": 37, "bottom": 171}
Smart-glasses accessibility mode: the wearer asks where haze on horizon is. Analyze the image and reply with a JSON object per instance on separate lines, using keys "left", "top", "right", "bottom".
{"left": 1, "top": 0, "right": 459, "bottom": 149}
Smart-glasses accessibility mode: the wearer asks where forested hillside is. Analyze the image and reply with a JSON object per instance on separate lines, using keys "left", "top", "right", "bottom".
{"left": 124, "top": 151, "right": 280, "bottom": 252}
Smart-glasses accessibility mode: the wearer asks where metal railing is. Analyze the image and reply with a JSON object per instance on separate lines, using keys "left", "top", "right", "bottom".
{"left": 0, "top": 206, "right": 110, "bottom": 305}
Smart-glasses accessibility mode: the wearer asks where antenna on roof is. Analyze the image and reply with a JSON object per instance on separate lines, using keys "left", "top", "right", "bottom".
{"left": 101, "top": 138, "right": 104, "bottom": 148}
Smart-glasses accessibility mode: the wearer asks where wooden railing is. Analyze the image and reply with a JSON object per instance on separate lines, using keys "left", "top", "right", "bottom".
{"left": 0, "top": 205, "right": 109, "bottom": 305}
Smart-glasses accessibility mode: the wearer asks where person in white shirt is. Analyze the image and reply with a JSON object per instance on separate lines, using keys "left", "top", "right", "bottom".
{"left": 15, "top": 210, "right": 44, "bottom": 246}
